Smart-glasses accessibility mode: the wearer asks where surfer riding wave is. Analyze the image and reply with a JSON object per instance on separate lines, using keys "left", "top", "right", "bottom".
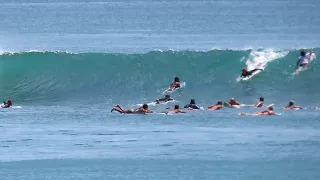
{"left": 241, "top": 68, "right": 263, "bottom": 78}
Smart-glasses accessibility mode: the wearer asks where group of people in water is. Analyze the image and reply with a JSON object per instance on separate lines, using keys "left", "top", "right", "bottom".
{"left": 1, "top": 50, "right": 314, "bottom": 113}
{"left": 111, "top": 76, "right": 311, "bottom": 116}
{"left": 111, "top": 50, "right": 315, "bottom": 116}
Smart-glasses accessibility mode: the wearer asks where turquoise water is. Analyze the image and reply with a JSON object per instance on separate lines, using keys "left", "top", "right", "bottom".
{"left": 1, "top": 0, "right": 320, "bottom": 179}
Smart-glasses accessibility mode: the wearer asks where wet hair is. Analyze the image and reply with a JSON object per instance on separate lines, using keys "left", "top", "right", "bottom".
{"left": 142, "top": 104, "right": 148, "bottom": 109}
{"left": 268, "top": 106, "right": 273, "bottom": 110}
{"left": 174, "top": 105, "right": 179, "bottom": 109}
{"left": 217, "top": 101, "right": 223, "bottom": 105}
{"left": 165, "top": 95, "right": 170, "bottom": 98}
{"left": 190, "top": 99, "right": 196, "bottom": 104}
{"left": 289, "top": 100, "right": 294, "bottom": 106}
{"left": 301, "top": 50, "right": 306, "bottom": 56}
{"left": 260, "top": 97, "right": 264, "bottom": 101}
{"left": 174, "top": 76, "right": 180, "bottom": 82}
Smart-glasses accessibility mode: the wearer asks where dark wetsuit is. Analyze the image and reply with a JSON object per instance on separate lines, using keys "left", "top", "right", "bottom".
{"left": 184, "top": 104, "right": 200, "bottom": 109}
{"left": 241, "top": 69, "right": 262, "bottom": 78}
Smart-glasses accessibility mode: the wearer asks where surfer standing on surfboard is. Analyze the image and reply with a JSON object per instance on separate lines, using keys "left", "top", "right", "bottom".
{"left": 1, "top": 99, "right": 13, "bottom": 108}
{"left": 296, "top": 50, "right": 309, "bottom": 69}
{"left": 241, "top": 68, "right": 264, "bottom": 78}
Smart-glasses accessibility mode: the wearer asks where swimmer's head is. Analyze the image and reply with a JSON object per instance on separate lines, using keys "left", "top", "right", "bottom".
{"left": 190, "top": 99, "right": 196, "bottom": 104}
{"left": 260, "top": 97, "right": 264, "bottom": 101}
{"left": 242, "top": 68, "right": 247, "bottom": 73}
{"left": 142, "top": 104, "right": 148, "bottom": 109}
{"left": 174, "top": 105, "right": 179, "bottom": 109}
{"left": 289, "top": 100, "right": 294, "bottom": 106}
{"left": 174, "top": 76, "right": 180, "bottom": 82}
{"left": 301, "top": 50, "right": 306, "bottom": 56}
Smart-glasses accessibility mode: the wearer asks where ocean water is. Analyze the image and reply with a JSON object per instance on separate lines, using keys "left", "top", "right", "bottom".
{"left": 1, "top": 0, "right": 320, "bottom": 179}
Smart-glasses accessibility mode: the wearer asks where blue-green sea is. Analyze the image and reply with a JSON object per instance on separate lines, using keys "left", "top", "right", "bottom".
{"left": 1, "top": 0, "right": 320, "bottom": 179}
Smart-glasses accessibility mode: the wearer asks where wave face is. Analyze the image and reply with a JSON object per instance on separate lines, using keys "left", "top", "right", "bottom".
{"left": 0, "top": 49, "right": 319, "bottom": 106}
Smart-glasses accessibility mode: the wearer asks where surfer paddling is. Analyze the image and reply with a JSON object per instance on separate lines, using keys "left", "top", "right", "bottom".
{"left": 253, "top": 97, "right": 264, "bottom": 108}
{"left": 239, "top": 106, "right": 276, "bottom": 116}
{"left": 111, "top": 104, "right": 153, "bottom": 114}
{"left": 283, "top": 100, "right": 303, "bottom": 110}
{"left": 168, "top": 105, "right": 186, "bottom": 113}
{"left": 168, "top": 76, "right": 181, "bottom": 91}
{"left": 224, "top": 98, "right": 241, "bottom": 108}
{"left": 208, "top": 101, "right": 223, "bottom": 110}
{"left": 241, "top": 68, "right": 263, "bottom": 78}
{"left": 184, "top": 99, "right": 200, "bottom": 110}
{"left": 156, "top": 95, "right": 174, "bottom": 104}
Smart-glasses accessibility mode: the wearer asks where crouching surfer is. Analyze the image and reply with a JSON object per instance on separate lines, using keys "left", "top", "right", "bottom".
{"left": 1, "top": 100, "right": 13, "bottom": 108}
{"left": 296, "top": 50, "right": 314, "bottom": 69}
{"left": 111, "top": 104, "right": 153, "bottom": 114}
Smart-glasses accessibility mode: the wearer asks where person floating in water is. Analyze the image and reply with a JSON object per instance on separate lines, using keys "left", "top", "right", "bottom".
{"left": 208, "top": 101, "right": 223, "bottom": 110}
{"left": 253, "top": 106, "right": 276, "bottom": 115}
{"left": 184, "top": 99, "right": 200, "bottom": 110}
{"left": 240, "top": 106, "right": 276, "bottom": 116}
{"left": 1, "top": 99, "right": 13, "bottom": 108}
{"left": 156, "top": 95, "right": 174, "bottom": 104}
{"left": 253, "top": 97, "right": 264, "bottom": 108}
{"left": 241, "top": 68, "right": 263, "bottom": 78}
{"left": 111, "top": 104, "right": 153, "bottom": 114}
{"left": 225, "top": 98, "right": 241, "bottom": 108}
{"left": 283, "top": 100, "right": 303, "bottom": 110}
{"left": 168, "top": 76, "right": 181, "bottom": 91}
{"left": 169, "top": 105, "right": 185, "bottom": 113}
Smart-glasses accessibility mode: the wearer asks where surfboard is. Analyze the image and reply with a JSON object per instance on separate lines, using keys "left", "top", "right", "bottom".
{"left": 162, "top": 82, "right": 186, "bottom": 95}
{"left": 239, "top": 112, "right": 251, "bottom": 116}
{"left": 240, "top": 103, "right": 274, "bottom": 108}
{"left": 293, "top": 50, "right": 316, "bottom": 76}
{"left": 136, "top": 100, "right": 176, "bottom": 107}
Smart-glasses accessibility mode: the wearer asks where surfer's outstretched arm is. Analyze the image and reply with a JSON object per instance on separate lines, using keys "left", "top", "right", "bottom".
{"left": 249, "top": 68, "right": 263, "bottom": 74}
